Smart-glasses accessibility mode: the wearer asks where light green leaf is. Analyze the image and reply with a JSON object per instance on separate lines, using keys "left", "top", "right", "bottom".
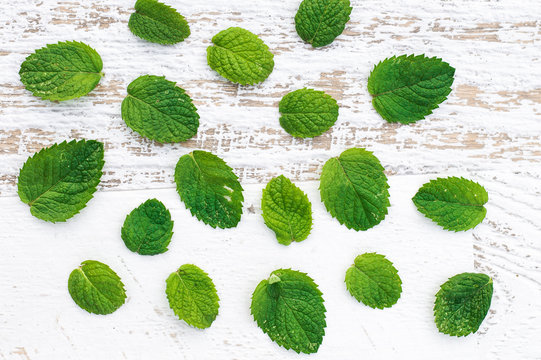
{"left": 19, "top": 41, "right": 103, "bottom": 101}
{"left": 251, "top": 269, "right": 326, "bottom": 354}
{"left": 128, "top": 0, "right": 190, "bottom": 45}
{"left": 174, "top": 150, "right": 244, "bottom": 228}
{"left": 295, "top": 0, "right": 352, "bottom": 47}
{"left": 121, "top": 75, "right": 199, "bottom": 143}
{"left": 434, "top": 272, "right": 493, "bottom": 336}
{"left": 68, "top": 260, "right": 126, "bottom": 315}
{"left": 367, "top": 54, "right": 455, "bottom": 124}
{"left": 207, "top": 27, "right": 275, "bottom": 85}
{"left": 345, "top": 253, "right": 402, "bottom": 309}
{"left": 261, "top": 175, "right": 312, "bottom": 245}
{"left": 319, "top": 147, "right": 390, "bottom": 231}
{"left": 165, "top": 264, "right": 220, "bottom": 329}
{"left": 17, "top": 140, "right": 104, "bottom": 223}
{"left": 412, "top": 177, "right": 488, "bottom": 231}
{"left": 121, "top": 199, "right": 174, "bottom": 255}
{"left": 279, "top": 88, "right": 339, "bottom": 138}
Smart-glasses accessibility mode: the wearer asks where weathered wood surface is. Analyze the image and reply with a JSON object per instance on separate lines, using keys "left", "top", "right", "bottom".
{"left": 0, "top": 0, "right": 540, "bottom": 359}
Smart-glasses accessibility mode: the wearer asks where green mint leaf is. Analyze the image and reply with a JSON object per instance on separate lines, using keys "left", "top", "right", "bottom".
{"left": 295, "top": 0, "right": 352, "bottom": 48}
{"left": 367, "top": 54, "right": 455, "bottom": 124}
{"left": 261, "top": 175, "right": 312, "bottom": 245}
{"left": 19, "top": 41, "right": 103, "bottom": 101}
{"left": 319, "top": 148, "right": 390, "bottom": 231}
{"left": 68, "top": 260, "right": 126, "bottom": 315}
{"left": 434, "top": 272, "right": 493, "bottom": 336}
{"left": 165, "top": 264, "right": 220, "bottom": 329}
{"left": 128, "top": 0, "right": 190, "bottom": 45}
{"left": 251, "top": 269, "right": 326, "bottom": 354}
{"left": 279, "top": 88, "right": 339, "bottom": 138}
{"left": 121, "top": 199, "right": 174, "bottom": 255}
{"left": 207, "top": 27, "right": 274, "bottom": 85}
{"left": 412, "top": 176, "right": 488, "bottom": 231}
{"left": 175, "top": 150, "right": 244, "bottom": 229}
{"left": 345, "top": 253, "right": 402, "bottom": 309}
{"left": 121, "top": 75, "right": 199, "bottom": 143}
{"left": 17, "top": 139, "right": 105, "bottom": 223}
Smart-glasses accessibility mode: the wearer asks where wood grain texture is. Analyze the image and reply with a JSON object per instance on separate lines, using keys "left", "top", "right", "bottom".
{"left": 0, "top": 0, "right": 540, "bottom": 359}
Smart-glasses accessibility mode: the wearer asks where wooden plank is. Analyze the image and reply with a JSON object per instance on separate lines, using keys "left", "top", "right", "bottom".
{"left": 0, "top": 180, "right": 476, "bottom": 359}
{"left": 0, "top": 0, "right": 540, "bottom": 359}
{"left": 0, "top": 0, "right": 540, "bottom": 194}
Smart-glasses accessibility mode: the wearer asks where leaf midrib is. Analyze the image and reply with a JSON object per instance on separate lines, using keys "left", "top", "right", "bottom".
{"left": 276, "top": 190, "right": 297, "bottom": 243}
{"left": 135, "top": 10, "right": 185, "bottom": 35}
{"left": 334, "top": 157, "right": 378, "bottom": 226}
{"left": 28, "top": 145, "right": 99, "bottom": 207}
{"left": 174, "top": 271, "right": 214, "bottom": 326}
{"left": 279, "top": 295, "right": 315, "bottom": 349}
{"left": 187, "top": 152, "right": 204, "bottom": 178}
{"left": 309, "top": 0, "right": 331, "bottom": 44}
{"left": 438, "top": 279, "right": 492, "bottom": 325}
{"left": 282, "top": 111, "right": 335, "bottom": 116}
{"left": 416, "top": 196, "right": 486, "bottom": 208}
{"left": 126, "top": 93, "right": 194, "bottom": 135}
{"left": 371, "top": 72, "right": 452, "bottom": 98}
{"left": 77, "top": 266, "right": 117, "bottom": 307}
{"left": 126, "top": 93, "right": 175, "bottom": 119}
{"left": 212, "top": 43, "right": 267, "bottom": 72}
{"left": 21, "top": 70, "right": 101, "bottom": 75}
{"left": 352, "top": 265, "right": 397, "bottom": 299}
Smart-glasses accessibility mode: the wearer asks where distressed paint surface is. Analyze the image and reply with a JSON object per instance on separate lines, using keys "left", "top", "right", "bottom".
{"left": 0, "top": 0, "right": 540, "bottom": 359}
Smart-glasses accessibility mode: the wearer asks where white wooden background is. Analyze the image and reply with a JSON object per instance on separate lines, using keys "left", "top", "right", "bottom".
{"left": 1, "top": 0, "right": 540, "bottom": 359}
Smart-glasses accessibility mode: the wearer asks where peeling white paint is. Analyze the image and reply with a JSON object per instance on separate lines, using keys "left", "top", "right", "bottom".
{"left": 0, "top": 0, "right": 540, "bottom": 359}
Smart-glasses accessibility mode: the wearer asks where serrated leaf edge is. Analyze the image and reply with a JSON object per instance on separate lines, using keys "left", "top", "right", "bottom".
{"left": 19, "top": 41, "right": 104, "bottom": 101}
{"left": 129, "top": 0, "right": 190, "bottom": 45}
{"left": 122, "top": 75, "right": 199, "bottom": 143}
{"left": 166, "top": 264, "right": 220, "bottom": 329}
{"left": 121, "top": 198, "right": 174, "bottom": 255}
{"left": 412, "top": 176, "right": 488, "bottom": 232}
{"left": 433, "top": 273, "right": 493, "bottom": 337}
{"left": 17, "top": 139, "right": 105, "bottom": 223}
{"left": 261, "top": 175, "right": 313, "bottom": 245}
{"left": 250, "top": 268, "right": 327, "bottom": 354}
{"left": 295, "top": 0, "right": 353, "bottom": 48}
{"left": 77, "top": 260, "right": 126, "bottom": 308}
{"left": 318, "top": 148, "right": 390, "bottom": 231}
{"left": 69, "top": 260, "right": 126, "bottom": 315}
{"left": 368, "top": 54, "right": 455, "bottom": 124}
{"left": 176, "top": 150, "right": 244, "bottom": 229}
{"left": 278, "top": 88, "right": 339, "bottom": 138}
{"left": 207, "top": 27, "right": 275, "bottom": 86}
{"left": 345, "top": 253, "right": 402, "bottom": 310}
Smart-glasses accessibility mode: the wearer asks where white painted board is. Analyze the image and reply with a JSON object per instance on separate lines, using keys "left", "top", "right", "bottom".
{"left": 0, "top": 0, "right": 540, "bottom": 359}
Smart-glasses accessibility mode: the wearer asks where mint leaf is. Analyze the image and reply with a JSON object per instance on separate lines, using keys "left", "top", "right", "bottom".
{"left": 251, "top": 269, "right": 326, "bottom": 354}
{"left": 279, "top": 88, "right": 339, "bottom": 138}
{"left": 319, "top": 148, "right": 390, "bottom": 231}
{"left": 434, "top": 273, "right": 493, "bottom": 336}
{"left": 207, "top": 27, "right": 275, "bottom": 85}
{"left": 345, "top": 253, "right": 402, "bottom": 309}
{"left": 175, "top": 150, "right": 244, "bottom": 228}
{"left": 19, "top": 41, "right": 103, "bottom": 101}
{"left": 128, "top": 0, "right": 190, "bottom": 45}
{"left": 367, "top": 54, "right": 455, "bottom": 124}
{"left": 17, "top": 140, "right": 104, "bottom": 223}
{"left": 165, "top": 264, "right": 220, "bottom": 329}
{"left": 412, "top": 177, "right": 488, "bottom": 231}
{"left": 121, "top": 75, "right": 199, "bottom": 143}
{"left": 68, "top": 260, "right": 126, "bottom": 315}
{"left": 261, "top": 175, "right": 312, "bottom": 245}
{"left": 121, "top": 199, "right": 173, "bottom": 255}
{"left": 295, "top": 0, "right": 352, "bottom": 48}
